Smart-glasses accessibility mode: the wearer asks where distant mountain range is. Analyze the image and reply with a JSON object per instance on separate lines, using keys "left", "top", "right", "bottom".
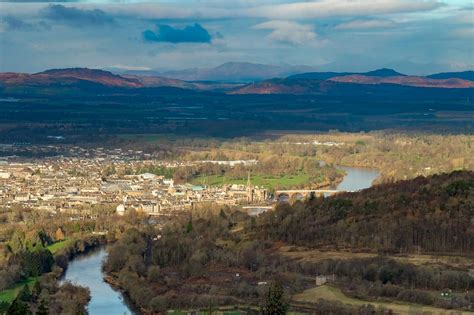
{"left": 114, "top": 62, "right": 317, "bottom": 82}
{"left": 1, "top": 65, "right": 473, "bottom": 97}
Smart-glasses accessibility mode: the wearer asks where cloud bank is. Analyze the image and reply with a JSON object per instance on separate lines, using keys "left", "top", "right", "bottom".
{"left": 1, "top": 15, "right": 50, "bottom": 31}
{"left": 41, "top": 4, "right": 115, "bottom": 26}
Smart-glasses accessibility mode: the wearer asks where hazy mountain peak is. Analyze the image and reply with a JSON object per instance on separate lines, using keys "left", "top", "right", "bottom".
{"left": 363, "top": 68, "right": 406, "bottom": 77}
{"left": 160, "top": 62, "right": 317, "bottom": 82}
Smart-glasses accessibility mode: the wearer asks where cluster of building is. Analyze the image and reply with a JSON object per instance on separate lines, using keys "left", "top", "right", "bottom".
{"left": 0, "top": 150, "right": 269, "bottom": 218}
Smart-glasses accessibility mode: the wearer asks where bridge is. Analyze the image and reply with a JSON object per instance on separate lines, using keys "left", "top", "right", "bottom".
{"left": 241, "top": 205, "right": 274, "bottom": 216}
{"left": 274, "top": 189, "right": 343, "bottom": 201}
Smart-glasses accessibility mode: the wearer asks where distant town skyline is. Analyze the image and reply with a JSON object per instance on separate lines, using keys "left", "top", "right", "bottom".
{"left": 0, "top": 0, "right": 473, "bottom": 74}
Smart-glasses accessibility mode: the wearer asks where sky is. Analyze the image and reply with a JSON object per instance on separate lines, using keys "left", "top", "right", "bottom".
{"left": 0, "top": 0, "right": 473, "bottom": 74}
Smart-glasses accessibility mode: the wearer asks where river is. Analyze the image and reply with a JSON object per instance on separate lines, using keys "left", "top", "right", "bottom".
{"left": 62, "top": 247, "right": 135, "bottom": 315}
{"left": 62, "top": 166, "right": 379, "bottom": 314}
{"left": 332, "top": 165, "right": 380, "bottom": 191}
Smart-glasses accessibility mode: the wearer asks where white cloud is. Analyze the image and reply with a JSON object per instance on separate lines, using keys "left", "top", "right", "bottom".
{"left": 0, "top": 0, "right": 472, "bottom": 73}
{"left": 246, "top": 0, "right": 444, "bottom": 20}
{"left": 335, "top": 19, "right": 397, "bottom": 30}
{"left": 253, "top": 20, "right": 317, "bottom": 45}
{"left": 0, "top": 0, "right": 444, "bottom": 20}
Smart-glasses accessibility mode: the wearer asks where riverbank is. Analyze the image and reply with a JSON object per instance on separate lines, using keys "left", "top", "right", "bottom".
{"left": 103, "top": 274, "right": 144, "bottom": 315}
{"left": 0, "top": 235, "right": 107, "bottom": 306}
{"left": 0, "top": 277, "right": 37, "bottom": 304}
{"left": 63, "top": 247, "right": 135, "bottom": 315}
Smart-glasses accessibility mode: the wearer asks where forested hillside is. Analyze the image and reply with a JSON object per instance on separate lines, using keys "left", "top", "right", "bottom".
{"left": 259, "top": 171, "right": 474, "bottom": 253}
{"left": 103, "top": 171, "right": 474, "bottom": 313}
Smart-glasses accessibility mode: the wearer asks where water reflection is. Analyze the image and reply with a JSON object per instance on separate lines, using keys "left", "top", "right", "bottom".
{"left": 62, "top": 248, "right": 134, "bottom": 315}
{"left": 333, "top": 166, "right": 380, "bottom": 191}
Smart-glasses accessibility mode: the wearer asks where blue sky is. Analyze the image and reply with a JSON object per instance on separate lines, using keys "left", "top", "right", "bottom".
{"left": 0, "top": 0, "right": 472, "bottom": 74}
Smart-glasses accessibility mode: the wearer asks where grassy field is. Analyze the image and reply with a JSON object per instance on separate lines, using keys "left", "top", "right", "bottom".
{"left": 168, "top": 308, "right": 257, "bottom": 315}
{"left": 47, "top": 239, "right": 71, "bottom": 255}
{"left": 0, "top": 277, "right": 37, "bottom": 304}
{"left": 279, "top": 246, "right": 377, "bottom": 262}
{"left": 392, "top": 253, "right": 474, "bottom": 270}
{"left": 293, "top": 285, "right": 471, "bottom": 315}
{"left": 279, "top": 246, "right": 474, "bottom": 271}
{"left": 191, "top": 174, "right": 311, "bottom": 189}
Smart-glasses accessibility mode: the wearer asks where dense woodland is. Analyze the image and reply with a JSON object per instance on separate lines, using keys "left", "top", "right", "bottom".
{"left": 104, "top": 208, "right": 276, "bottom": 312}
{"left": 259, "top": 171, "right": 473, "bottom": 253}
{"left": 104, "top": 171, "right": 474, "bottom": 313}
{"left": 1, "top": 82, "right": 473, "bottom": 143}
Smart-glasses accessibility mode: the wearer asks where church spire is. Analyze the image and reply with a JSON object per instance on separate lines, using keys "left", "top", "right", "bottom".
{"left": 247, "top": 170, "right": 251, "bottom": 188}
{"left": 246, "top": 170, "right": 252, "bottom": 202}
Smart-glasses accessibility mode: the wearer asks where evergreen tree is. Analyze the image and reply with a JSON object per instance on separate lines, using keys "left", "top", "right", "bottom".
{"left": 17, "top": 284, "right": 31, "bottom": 303}
{"left": 261, "top": 282, "right": 288, "bottom": 315}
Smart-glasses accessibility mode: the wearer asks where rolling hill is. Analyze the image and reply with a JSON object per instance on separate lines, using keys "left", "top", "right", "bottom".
{"left": 427, "top": 71, "right": 474, "bottom": 81}
{"left": 1, "top": 67, "right": 473, "bottom": 97}
{"left": 231, "top": 74, "right": 474, "bottom": 95}
{"left": 288, "top": 68, "right": 405, "bottom": 80}
{"left": 0, "top": 68, "right": 142, "bottom": 88}
{"left": 329, "top": 74, "right": 474, "bottom": 88}
{"left": 0, "top": 68, "right": 245, "bottom": 93}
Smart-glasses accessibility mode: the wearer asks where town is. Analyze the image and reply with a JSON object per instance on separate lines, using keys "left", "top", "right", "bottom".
{"left": 0, "top": 145, "right": 273, "bottom": 218}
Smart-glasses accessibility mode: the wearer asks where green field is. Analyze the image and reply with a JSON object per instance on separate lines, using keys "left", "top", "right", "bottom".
{"left": 47, "top": 239, "right": 71, "bottom": 255}
{"left": 293, "top": 285, "right": 470, "bottom": 315}
{"left": 191, "top": 174, "right": 311, "bottom": 189}
{"left": 0, "top": 277, "right": 37, "bottom": 304}
{"left": 0, "top": 241, "right": 69, "bottom": 304}
{"left": 168, "top": 307, "right": 307, "bottom": 315}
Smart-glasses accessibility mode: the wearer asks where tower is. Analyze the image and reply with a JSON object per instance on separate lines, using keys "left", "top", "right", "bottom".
{"left": 246, "top": 170, "right": 253, "bottom": 203}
